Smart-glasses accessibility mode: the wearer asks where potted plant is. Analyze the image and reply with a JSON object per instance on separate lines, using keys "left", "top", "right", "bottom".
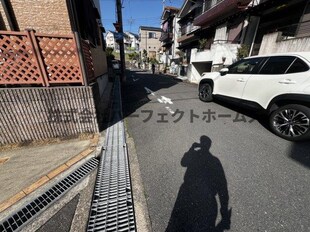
{"left": 198, "top": 38, "right": 208, "bottom": 51}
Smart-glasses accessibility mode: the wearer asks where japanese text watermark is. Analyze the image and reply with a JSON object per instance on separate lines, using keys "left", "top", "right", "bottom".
{"left": 128, "top": 109, "right": 255, "bottom": 123}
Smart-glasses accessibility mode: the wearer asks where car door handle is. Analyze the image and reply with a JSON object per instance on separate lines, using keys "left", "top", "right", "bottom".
{"left": 279, "top": 79, "right": 296, "bottom": 84}
{"left": 237, "top": 78, "right": 246, "bottom": 82}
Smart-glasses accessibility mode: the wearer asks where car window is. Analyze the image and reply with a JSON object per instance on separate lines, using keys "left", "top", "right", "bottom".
{"left": 259, "top": 56, "right": 295, "bottom": 74}
{"left": 286, "top": 58, "right": 309, "bottom": 73}
{"left": 228, "top": 58, "right": 262, "bottom": 74}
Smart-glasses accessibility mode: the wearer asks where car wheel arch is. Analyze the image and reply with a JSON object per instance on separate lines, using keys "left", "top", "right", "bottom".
{"left": 267, "top": 94, "right": 310, "bottom": 114}
{"left": 199, "top": 79, "right": 214, "bottom": 89}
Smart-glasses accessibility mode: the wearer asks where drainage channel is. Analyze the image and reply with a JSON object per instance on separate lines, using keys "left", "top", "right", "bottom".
{"left": 87, "top": 76, "right": 136, "bottom": 232}
{"left": 0, "top": 158, "right": 99, "bottom": 232}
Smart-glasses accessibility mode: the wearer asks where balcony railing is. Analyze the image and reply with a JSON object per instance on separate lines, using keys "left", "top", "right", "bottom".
{"left": 204, "top": 0, "right": 224, "bottom": 12}
{"left": 194, "top": 0, "right": 252, "bottom": 26}
{"left": 180, "top": 23, "right": 200, "bottom": 36}
{"left": 159, "top": 32, "right": 173, "bottom": 42}
{"left": 277, "top": 20, "right": 310, "bottom": 39}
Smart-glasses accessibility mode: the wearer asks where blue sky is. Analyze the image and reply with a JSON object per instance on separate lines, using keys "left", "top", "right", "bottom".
{"left": 100, "top": 0, "right": 184, "bottom": 34}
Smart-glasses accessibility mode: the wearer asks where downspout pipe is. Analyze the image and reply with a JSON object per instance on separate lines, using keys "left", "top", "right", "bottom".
{"left": 249, "top": 16, "right": 260, "bottom": 56}
{"left": 1, "top": 0, "right": 17, "bottom": 30}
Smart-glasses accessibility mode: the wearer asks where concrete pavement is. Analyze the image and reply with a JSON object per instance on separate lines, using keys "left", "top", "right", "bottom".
{"left": 0, "top": 136, "right": 99, "bottom": 214}
{"left": 0, "top": 78, "right": 113, "bottom": 222}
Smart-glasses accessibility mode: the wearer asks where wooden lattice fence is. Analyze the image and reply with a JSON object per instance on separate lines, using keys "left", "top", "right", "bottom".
{"left": 81, "top": 40, "right": 95, "bottom": 82}
{"left": 0, "top": 30, "right": 94, "bottom": 86}
{"left": 0, "top": 31, "right": 46, "bottom": 85}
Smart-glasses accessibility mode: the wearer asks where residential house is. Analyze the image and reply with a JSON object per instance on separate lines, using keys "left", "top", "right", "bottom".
{"left": 105, "top": 31, "right": 119, "bottom": 51}
{"left": 139, "top": 26, "right": 162, "bottom": 60}
{"left": 159, "top": 6, "right": 180, "bottom": 67}
{"left": 177, "top": 0, "right": 254, "bottom": 82}
{"left": 105, "top": 31, "right": 139, "bottom": 52}
{"left": 248, "top": 0, "right": 310, "bottom": 55}
{"left": 177, "top": 0, "right": 310, "bottom": 83}
{"left": 0, "top": 0, "right": 108, "bottom": 145}
{"left": 125, "top": 32, "right": 139, "bottom": 52}
{"left": 0, "top": 0, "right": 107, "bottom": 80}
{"left": 177, "top": 0, "right": 204, "bottom": 79}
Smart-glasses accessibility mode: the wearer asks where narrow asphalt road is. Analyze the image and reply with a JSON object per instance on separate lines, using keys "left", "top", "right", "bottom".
{"left": 123, "top": 69, "right": 310, "bottom": 232}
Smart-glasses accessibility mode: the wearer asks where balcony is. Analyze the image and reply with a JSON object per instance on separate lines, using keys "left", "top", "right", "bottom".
{"left": 177, "top": 33, "right": 195, "bottom": 43}
{"left": 159, "top": 32, "right": 173, "bottom": 43}
{"left": 180, "top": 23, "right": 201, "bottom": 36}
{"left": 194, "top": 0, "right": 252, "bottom": 27}
{"left": 191, "top": 41, "right": 240, "bottom": 65}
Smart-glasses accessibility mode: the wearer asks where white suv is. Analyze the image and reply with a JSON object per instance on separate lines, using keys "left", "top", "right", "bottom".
{"left": 198, "top": 52, "right": 310, "bottom": 141}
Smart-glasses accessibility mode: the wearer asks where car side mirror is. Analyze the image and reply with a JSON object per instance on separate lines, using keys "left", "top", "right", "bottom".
{"left": 220, "top": 68, "right": 229, "bottom": 76}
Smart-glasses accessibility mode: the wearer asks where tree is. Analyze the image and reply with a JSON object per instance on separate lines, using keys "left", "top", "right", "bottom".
{"left": 149, "top": 57, "right": 159, "bottom": 64}
{"left": 142, "top": 49, "right": 148, "bottom": 62}
{"left": 128, "top": 52, "right": 139, "bottom": 62}
{"left": 106, "top": 47, "right": 115, "bottom": 60}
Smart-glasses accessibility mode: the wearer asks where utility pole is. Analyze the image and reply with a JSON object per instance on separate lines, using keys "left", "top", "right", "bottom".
{"left": 116, "top": 0, "right": 126, "bottom": 82}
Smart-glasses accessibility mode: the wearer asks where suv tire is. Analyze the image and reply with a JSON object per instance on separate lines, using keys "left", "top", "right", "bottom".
{"left": 269, "top": 104, "right": 310, "bottom": 141}
{"left": 199, "top": 83, "right": 213, "bottom": 102}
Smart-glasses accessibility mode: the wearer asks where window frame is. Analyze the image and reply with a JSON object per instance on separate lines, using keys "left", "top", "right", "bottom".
{"left": 257, "top": 56, "right": 296, "bottom": 75}
{"left": 148, "top": 32, "right": 157, "bottom": 39}
{"left": 285, "top": 57, "right": 310, "bottom": 74}
{"left": 227, "top": 57, "right": 265, "bottom": 75}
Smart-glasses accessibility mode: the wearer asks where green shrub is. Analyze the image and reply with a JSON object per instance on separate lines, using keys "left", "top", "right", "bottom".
{"left": 237, "top": 44, "right": 250, "bottom": 59}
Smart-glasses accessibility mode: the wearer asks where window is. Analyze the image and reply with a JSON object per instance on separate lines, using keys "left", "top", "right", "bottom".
{"left": 259, "top": 56, "right": 295, "bottom": 75}
{"left": 75, "top": 0, "right": 100, "bottom": 47}
{"left": 149, "top": 32, "right": 156, "bottom": 39}
{"left": 228, "top": 58, "right": 262, "bottom": 74}
{"left": 286, "top": 58, "right": 309, "bottom": 73}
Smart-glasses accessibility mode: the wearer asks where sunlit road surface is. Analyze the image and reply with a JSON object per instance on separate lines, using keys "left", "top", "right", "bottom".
{"left": 123, "top": 70, "right": 310, "bottom": 232}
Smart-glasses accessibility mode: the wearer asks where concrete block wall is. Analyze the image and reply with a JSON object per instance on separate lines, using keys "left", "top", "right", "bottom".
{"left": 259, "top": 32, "right": 310, "bottom": 55}
{"left": 0, "top": 86, "right": 99, "bottom": 146}
{"left": 0, "top": 0, "right": 72, "bottom": 34}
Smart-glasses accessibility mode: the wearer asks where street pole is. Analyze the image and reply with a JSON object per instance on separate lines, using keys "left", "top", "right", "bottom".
{"left": 116, "top": 0, "right": 126, "bottom": 82}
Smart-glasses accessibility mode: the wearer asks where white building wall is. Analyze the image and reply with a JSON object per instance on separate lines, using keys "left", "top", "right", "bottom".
{"left": 105, "top": 32, "right": 116, "bottom": 50}
{"left": 172, "top": 17, "right": 180, "bottom": 60}
{"left": 189, "top": 43, "right": 239, "bottom": 83}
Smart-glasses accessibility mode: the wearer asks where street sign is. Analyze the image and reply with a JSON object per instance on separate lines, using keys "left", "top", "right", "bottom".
{"left": 115, "top": 32, "right": 123, "bottom": 42}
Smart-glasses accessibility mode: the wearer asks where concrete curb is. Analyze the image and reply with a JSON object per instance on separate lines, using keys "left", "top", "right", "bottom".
{"left": 0, "top": 135, "right": 100, "bottom": 213}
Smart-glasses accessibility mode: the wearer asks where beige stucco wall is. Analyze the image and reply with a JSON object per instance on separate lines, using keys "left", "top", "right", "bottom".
{"left": 139, "top": 29, "right": 161, "bottom": 58}
{"left": 0, "top": 0, "right": 72, "bottom": 34}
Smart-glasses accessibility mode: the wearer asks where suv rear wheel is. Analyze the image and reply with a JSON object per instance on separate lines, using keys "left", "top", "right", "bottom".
{"left": 199, "top": 83, "right": 213, "bottom": 102}
{"left": 269, "top": 104, "right": 310, "bottom": 141}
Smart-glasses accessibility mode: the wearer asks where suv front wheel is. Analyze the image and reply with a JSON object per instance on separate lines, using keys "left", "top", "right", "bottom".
{"left": 199, "top": 83, "right": 213, "bottom": 102}
{"left": 269, "top": 104, "right": 310, "bottom": 141}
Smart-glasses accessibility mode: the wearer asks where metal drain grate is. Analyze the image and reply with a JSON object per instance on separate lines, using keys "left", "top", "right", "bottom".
{"left": 87, "top": 77, "right": 136, "bottom": 232}
{"left": 0, "top": 158, "right": 99, "bottom": 232}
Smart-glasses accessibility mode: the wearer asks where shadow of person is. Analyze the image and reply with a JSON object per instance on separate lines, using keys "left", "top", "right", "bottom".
{"left": 166, "top": 136, "right": 232, "bottom": 232}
